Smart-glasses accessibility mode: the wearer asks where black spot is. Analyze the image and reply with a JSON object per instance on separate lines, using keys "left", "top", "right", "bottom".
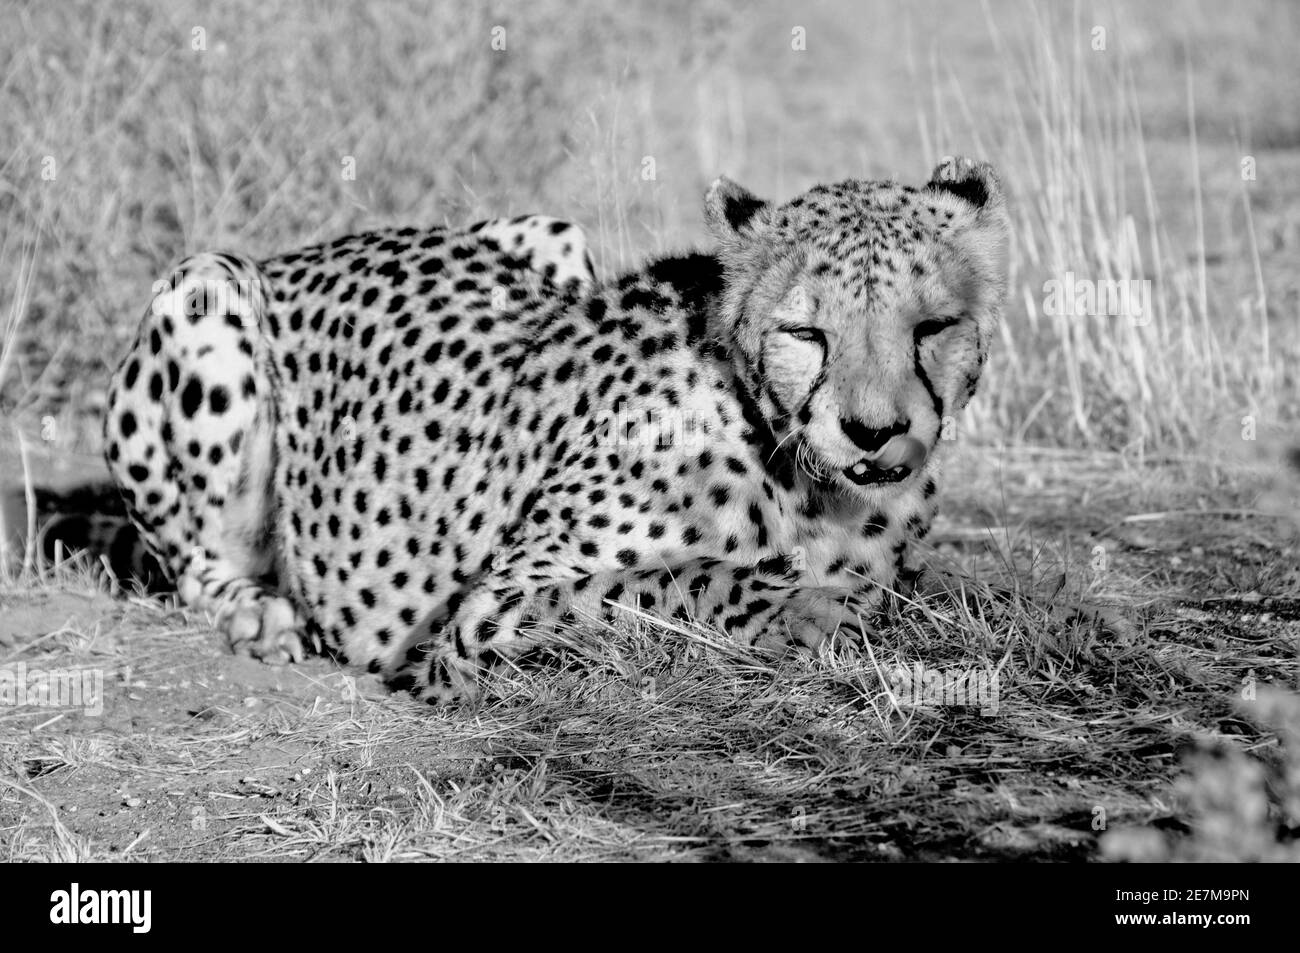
{"left": 862, "top": 511, "right": 889, "bottom": 537}
{"left": 180, "top": 378, "right": 203, "bottom": 418}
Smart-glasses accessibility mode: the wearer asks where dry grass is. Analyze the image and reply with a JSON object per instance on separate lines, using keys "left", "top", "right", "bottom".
{"left": 3, "top": 449, "right": 1298, "bottom": 861}
{"left": 2, "top": 0, "right": 1299, "bottom": 861}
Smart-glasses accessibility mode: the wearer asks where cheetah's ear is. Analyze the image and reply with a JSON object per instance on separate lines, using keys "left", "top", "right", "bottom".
{"left": 705, "top": 176, "right": 771, "bottom": 243}
{"left": 926, "top": 157, "right": 1011, "bottom": 309}
{"left": 924, "top": 157, "right": 1005, "bottom": 215}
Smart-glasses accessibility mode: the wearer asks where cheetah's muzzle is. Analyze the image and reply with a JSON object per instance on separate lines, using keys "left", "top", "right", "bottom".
{"left": 843, "top": 459, "right": 911, "bottom": 485}
{"left": 843, "top": 435, "right": 928, "bottom": 486}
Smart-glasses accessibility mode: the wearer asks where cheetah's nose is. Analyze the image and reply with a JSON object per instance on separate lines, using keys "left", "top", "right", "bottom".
{"left": 840, "top": 417, "right": 908, "bottom": 454}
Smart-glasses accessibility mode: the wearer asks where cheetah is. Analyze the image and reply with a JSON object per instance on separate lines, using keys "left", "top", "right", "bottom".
{"left": 101, "top": 215, "right": 592, "bottom": 663}
{"left": 103, "top": 157, "right": 1009, "bottom": 704}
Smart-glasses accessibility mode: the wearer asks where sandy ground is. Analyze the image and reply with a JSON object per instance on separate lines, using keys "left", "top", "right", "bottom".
{"left": 4, "top": 443, "right": 1297, "bottom": 861}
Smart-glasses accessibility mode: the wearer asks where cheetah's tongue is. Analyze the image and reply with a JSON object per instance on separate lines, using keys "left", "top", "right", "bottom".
{"left": 866, "top": 435, "right": 927, "bottom": 472}
{"left": 843, "top": 436, "right": 927, "bottom": 486}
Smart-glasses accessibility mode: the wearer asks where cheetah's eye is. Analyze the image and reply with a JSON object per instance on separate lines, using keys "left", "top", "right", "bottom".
{"left": 781, "top": 327, "right": 825, "bottom": 344}
{"left": 913, "top": 317, "right": 961, "bottom": 342}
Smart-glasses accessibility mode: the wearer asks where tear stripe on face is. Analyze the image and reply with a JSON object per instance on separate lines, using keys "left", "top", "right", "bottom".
{"left": 915, "top": 317, "right": 986, "bottom": 419}
{"left": 755, "top": 346, "right": 787, "bottom": 419}
{"left": 760, "top": 277, "right": 824, "bottom": 378}
{"left": 758, "top": 330, "right": 829, "bottom": 425}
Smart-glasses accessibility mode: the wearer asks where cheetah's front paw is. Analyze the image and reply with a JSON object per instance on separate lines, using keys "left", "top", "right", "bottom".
{"left": 409, "top": 648, "right": 484, "bottom": 706}
{"left": 750, "top": 587, "right": 875, "bottom": 653}
{"left": 220, "top": 596, "right": 314, "bottom": 665}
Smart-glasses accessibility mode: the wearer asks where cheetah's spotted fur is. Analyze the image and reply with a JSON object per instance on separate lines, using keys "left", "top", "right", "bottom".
{"left": 104, "top": 158, "right": 1009, "bottom": 703}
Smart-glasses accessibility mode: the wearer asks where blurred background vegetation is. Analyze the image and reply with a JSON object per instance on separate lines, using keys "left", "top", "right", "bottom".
{"left": 2, "top": 0, "right": 1297, "bottom": 452}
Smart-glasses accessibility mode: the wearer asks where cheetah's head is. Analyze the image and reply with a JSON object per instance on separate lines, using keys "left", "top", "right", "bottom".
{"left": 705, "top": 157, "right": 1009, "bottom": 499}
